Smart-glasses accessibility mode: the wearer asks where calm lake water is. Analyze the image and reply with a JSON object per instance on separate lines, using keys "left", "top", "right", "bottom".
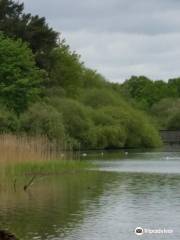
{"left": 1, "top": 150, "right": 180, "bottom": 239}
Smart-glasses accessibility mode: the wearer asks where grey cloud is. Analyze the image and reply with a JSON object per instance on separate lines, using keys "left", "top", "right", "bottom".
{"left": 63, "top": 31, "right": 180, "bottom": 81}
{"left": 23, "top": 0, "right": 180, "bottom": 34}
{"left": 21, "top": 0, "right": 180, "bottom": 82}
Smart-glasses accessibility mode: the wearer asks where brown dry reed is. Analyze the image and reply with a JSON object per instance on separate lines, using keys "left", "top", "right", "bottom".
{"left": 0, "top": 134, "right": 70, "bottom": 165}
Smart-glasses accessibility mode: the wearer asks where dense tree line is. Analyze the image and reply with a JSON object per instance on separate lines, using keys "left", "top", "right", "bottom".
{"left": 0, "top": 0, "right": 163, "bottom": 149}
{"left": 119, "top": 76, "right": 180, "bottom": 130}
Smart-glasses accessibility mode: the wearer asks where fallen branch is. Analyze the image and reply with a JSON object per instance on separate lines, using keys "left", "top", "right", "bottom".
{"left": 24, "top": 175, "right": 36, "bottom": 191}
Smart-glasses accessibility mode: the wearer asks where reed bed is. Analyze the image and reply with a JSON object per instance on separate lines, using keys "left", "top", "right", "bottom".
{"left": 0, "top": 134, "right": 68, "bottom": 164}
{"left": 0, "top": 135, "right": 89, "bottom": 185}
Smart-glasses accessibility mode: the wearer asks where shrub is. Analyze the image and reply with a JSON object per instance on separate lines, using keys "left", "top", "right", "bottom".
{"left": 20, "top": 103, "right": 65, "bottom": 140}
{"left": 81, "top": 88, "right": 120, "bottom": 108}
{"left": 95, "top": 125, "right": 127, "bottom": 149}
{"left": 0, "top": 107, "right": 19, "bottom": 133}
{"left": 48, "top": 98, "right": 95, "bottom": 148}
{"left": 101, "top": 106, "right": 162, "bottom": 148}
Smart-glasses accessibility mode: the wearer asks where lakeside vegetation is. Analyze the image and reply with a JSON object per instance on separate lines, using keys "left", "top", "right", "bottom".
{"left": 0, "top": 0, "right": 163, "bottom": 153}
{"left": 0, "top": 2, "right": 179, "bottom": 240}
{"left": 0, "top": 134, "right": 90, "bottom": 189}
{"left": 0, "top": 0, "right": 180, "bottom": 157}
{"left": 118, "top": 76, "right": 180, "bottom": 130}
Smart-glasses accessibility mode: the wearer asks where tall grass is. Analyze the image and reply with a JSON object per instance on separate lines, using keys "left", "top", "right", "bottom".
{"left": 0, "top": 135, "right": 89, "bottom": 186}
{"left": 0, "top": 134, "right": 67, "bottom": 164}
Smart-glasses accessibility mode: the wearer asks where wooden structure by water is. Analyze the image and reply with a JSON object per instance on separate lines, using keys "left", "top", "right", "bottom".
{"left": 160, "top": 130, "right": 180, "bottom": 144}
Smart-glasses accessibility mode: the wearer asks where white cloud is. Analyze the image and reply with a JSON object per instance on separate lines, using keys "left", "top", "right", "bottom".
{"left": 63, "top": 31, "right": 180, "bottom": 82}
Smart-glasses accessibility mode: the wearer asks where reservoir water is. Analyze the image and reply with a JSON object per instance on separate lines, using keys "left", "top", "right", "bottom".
{"left": 0, "top": 150, "right": 180, "bottom": 239}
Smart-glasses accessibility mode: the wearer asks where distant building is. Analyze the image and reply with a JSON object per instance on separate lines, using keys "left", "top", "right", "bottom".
{"left": 160, "top": 130, "right": 180, "bottom": 144}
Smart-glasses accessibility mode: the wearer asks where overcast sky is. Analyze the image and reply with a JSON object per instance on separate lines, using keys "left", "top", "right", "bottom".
{"left": 22, "top": 0, "right": 180, "bottom": 82}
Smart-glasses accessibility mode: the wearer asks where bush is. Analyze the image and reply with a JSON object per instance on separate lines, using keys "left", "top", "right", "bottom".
{"left": 101, "top": 106, "right": 162, "bottom": 148}
{"left": 48, "top": 98, "right": 95, "bottom": 148}
{"left": 0, "top": 107, "right": 19, "bottom": 133}
{"left": 82, "top": 69, "right": 107, "bottom": 89}
{"left": 125, "top": 112, "right": 162, "bottom": 148}
{"left": 81, "top": 88, "right": 121, "bottom": 108}
{"left": 20, "top": 103, "right": 65, "bottom": 140}
{"left": 48, "top": 43, "right": 84, "bottom": 96}
{"left": 90, "top": 109, "right": 116, "bottom": 126}
{"left": 95, "top": 125, "right": 127, "bottom": 149}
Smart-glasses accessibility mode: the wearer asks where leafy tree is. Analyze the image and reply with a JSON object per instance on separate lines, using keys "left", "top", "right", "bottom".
{"left": 151, "top": 98, "right": 180, "bottom": 128}
{"left": 81, "top": 88, "right": 120, "bottom": 108}
{"left": 124, "top": 110, "right": 161, "bottom": 148}
{"left": 101, "top": 106, "right": 161, "bottom": 148}
{"left": 168, "top": 78, "right": 180, "bottom": 97}
{"left": 0, "top": 107, "right": 19, "bottom": 133}
{"left": 0, "top": 34, "right": 42, "bottom": 113}
{"left": 0, "top": 0, "right": 58, "bottom": 69}
{"left": 95, "top": 125, "right": 126, "bottom": 149}
{"left": 167, "top": 112, "right": 180, "bottom": 130}
{"left": 48, "top": 42, "right": 84, "bottom": 96}
{"left": 48, "top": 98, "right": 95, "bottom": 148}
{"left": 90, "top": 109, "right": 115, "bottom": 126}
{"left": 121, "top": 76, "right": 177, "bottom": 109}
{"left": 82, "top": 69, "right": 107, "bottom": 89}
{"left": 20, "top": 103, "right": 65, "bottom": 140}
{"left": 121, "top": 76, "right": 154, "bottom": 106}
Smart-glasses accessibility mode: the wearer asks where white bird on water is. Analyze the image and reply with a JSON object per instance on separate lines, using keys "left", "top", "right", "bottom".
{"left": 82, "top": 153, "right": 87, "bottom": 157}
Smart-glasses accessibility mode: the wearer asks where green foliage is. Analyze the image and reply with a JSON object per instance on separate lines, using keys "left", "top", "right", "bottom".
{"left": 82, "top": 69, "right": 107, "bottom": 89}
{"left": 90, "top": 109, "right": 115, "bottom": 126}
{"left": 120, "top": 76, "right": 180, "bottom": 131}
{"left": 168, "top": 78, "right": 180, "bottom": 97}
{"left": 48, "top": 42, "right": 84, "bottom": 96}
{"left": 48, "top": 98, "right": 94, "bottom": 148}
{"left": 0, "top": 107, "right": 18, "bottom": 133}
{"left": 45, "top": 95, "right": 162, "bottom": 149}
{"left": 20, "top": 103, "right": 65, "bottom": 140}
{"left": 81, "top": 88, "right": 120, "bottom": 108}
{"left": 124, "top": 111, "right": 161, "bottom": 148}
{"left": 95, "top": 125, "right": 126, "bottom": 149}
{"left": 121, "top": 76, "right": 177, "bottom": 109}
{"left": 0, "top": 0, "right": 163, "bottom": 149}
{"left": 167, "top": 112, "right": 180, "bottom": 130}
{"left": 0, "top": 34, "right": 42, "bottom": 113}
{"left": 151, "top": 98, "right": 180, "bottom": 128}
{"left": 0, "top": 0, "right": 58, "bottom": 69}
{"left": 121, "top": 76, "right": 153, "bottom": 108}
{"left": 100, "top": 106, "right": 161, "bottom": 148}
